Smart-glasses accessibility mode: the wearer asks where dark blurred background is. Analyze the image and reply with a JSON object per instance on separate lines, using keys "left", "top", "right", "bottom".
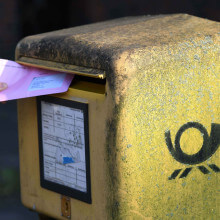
{"left": 0, "top": 0, "right": 219, "bottom": 219}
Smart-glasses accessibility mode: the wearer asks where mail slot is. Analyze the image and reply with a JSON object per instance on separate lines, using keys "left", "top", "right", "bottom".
{"left": 15, "top": 14, "right": 219, "bottom": 219}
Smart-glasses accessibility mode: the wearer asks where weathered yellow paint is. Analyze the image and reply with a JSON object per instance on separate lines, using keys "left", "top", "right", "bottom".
{"left": 16, "top": 14, "right": 219, "bottom": 219}
{"left": 113, "top": 38, "right": 219, "bottom": 219}
{"left": 18, "top": 81, "right": 110, "bottom": 219}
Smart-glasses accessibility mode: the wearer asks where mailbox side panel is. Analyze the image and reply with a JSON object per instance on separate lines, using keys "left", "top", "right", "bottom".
{"left": 107, "top": 35, "right": 220, "bottom": 219}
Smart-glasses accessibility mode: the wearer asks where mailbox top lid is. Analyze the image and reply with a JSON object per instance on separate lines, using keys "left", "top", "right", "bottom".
{"left": 15, "top": 14, "right": 219, "bottom": 79}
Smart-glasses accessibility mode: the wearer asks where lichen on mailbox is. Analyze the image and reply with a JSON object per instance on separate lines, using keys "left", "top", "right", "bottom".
{"left": 16, "top": 14, "right": 220, "bottom": 219}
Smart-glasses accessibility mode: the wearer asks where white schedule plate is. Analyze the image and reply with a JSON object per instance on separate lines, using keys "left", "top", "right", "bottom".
{"left": 38, "top": 96, "right": 91, "bottom": 203}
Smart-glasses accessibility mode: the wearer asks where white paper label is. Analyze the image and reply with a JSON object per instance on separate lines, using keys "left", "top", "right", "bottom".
{"left": 29, "top": 73, "right": 66, "bottom": 91}
{"left": 41, "top": 101, "right": 87, "bottom": 192}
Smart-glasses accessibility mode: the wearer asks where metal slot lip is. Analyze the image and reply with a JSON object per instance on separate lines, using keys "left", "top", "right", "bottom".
{"left": 16, "top": 56, "right": 106, "bottom": 79}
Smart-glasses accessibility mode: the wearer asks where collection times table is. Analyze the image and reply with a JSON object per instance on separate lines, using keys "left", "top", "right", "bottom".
{"left": 41, "top": 100, "right": 87, "bottom": 192}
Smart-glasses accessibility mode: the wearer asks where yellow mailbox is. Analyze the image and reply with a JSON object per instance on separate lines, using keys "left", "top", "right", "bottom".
{"left": 15, "top": 14, "right": 219, "bottom": 219}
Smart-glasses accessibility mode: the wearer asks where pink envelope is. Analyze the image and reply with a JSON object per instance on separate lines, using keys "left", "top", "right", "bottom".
{"left": 0, "top": 59, "right": 74, "bottom": 102}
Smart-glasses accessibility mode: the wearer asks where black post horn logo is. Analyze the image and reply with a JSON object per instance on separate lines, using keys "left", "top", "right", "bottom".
{"left": 165, "top": 122, "right": 220, "bottom": 179}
